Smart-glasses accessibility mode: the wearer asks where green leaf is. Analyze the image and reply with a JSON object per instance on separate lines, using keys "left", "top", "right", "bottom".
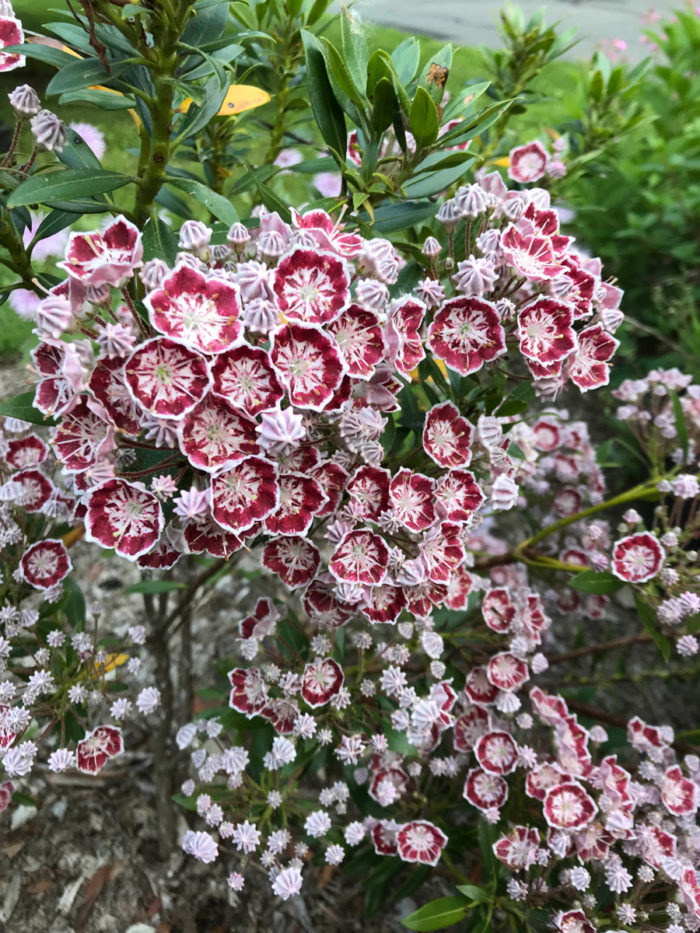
{"left": 634, "top": 593, "right": 671, "bottom": 661}
{"left": 391, "top": 36, "right": 421, "bottom": 85}
{"left": 0, "top": 389, "right": 53, "bottom": 426}
{"left": 455, "top": 885, "right": 490, "bottom": 904}
{"left": 410, "top": 86, "right": 440, "bottom": 148}
{"left": 125, "top": 580, "right": 187, "bottom": 595}
{"left": 7, "top": 169, "right": 130, "bottom": 209}
{"left": 62, "top": 577, "right": 86, "bottom": 630}
{"left": 57, "top": 128, "right": 103, "bottom": 171}
{"left": 31, "top": 210, "right": 80, "bottom": 248}
{"left": 301, "top": 29, "right": 347, "bottom": 159}
{"left": 340, "top": 6, "right": 368, "bottom": 94}
{"left": 182, "top": 0, "right": 228, "bottom": 45}
{"left": 569, "top": 570, "right": 624, "bottom": 595}
{"left": 174, "top": 77, "right": 228, "bottom": 142}
{"left": 494, "top": 397, "right": 528, "bottom": 417}
{"left": 165, "top": 176, "right": 238, "bottom": 225}
{"left": 403, "top": 161, "right": 472, "bottom": 198}
{"left": 142, "top": 216, "right": 179, "bottom": 266}
{"left": 401, "top": 896, "right": 467, "bottom": 931}
{"left": 46, "top": 57, "right": 133, "bottom": 97}
{"left": 57, "top": 88, "right": 136, "bottom": 110}
{"left": 371, "top": 77, "right": 397, "bottom": 134}
{"left": 2, "top": 43, "right": 77, "bottom": 69}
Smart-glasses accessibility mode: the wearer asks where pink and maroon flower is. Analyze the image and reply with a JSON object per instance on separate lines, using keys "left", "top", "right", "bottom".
{"left": 145, "top": 264, "right": 242, "bottom": 354}
{"left": 239, "top": 598, "right": 278, "bottom": 640}
{"left": 487, "top": 652, "right": 529, "bottom": 692}
{"left": 12, "top": 468, "right": 54, "bottom": 512}
{"left": 273, "top": 248, "right": 349, "bottom": 325}
{"left": 301, "top": 657, "right": 344, "bottom": 708}
{"left": 517, "top": 298, "right": 577, "bottom": 364}
{"left": 210, "top": 343, "right": 283, "bottom": 415}
{"left": 20, "top": 538, "right": 72, "bottom": 590}
{"left": 423, "top": 401, "right": 474, "bottom": 468}
{"left": 211, "top": 456, "right": 278, "bottom": 534}
{"left": 501, "top": 225, "right": 563, "bottom": 281}
{"left": 310, "top": 461, "right": 348, "bottom": 516}
{"left": 31, "top": 340, "right": 84, "bottom": 417}
{"left": 183, "top": 517, "right": 242, "bottom": 559}
{"left": 372, "top": 821, "right": 399, "bottom": 856}
{"left": 532, "top": 419, "right": 562, "bottom": 451}
{"left": 59, "top": 216, "right": 142, "bottom": 287}
{"left": 465, "top": 666, "right": 500, "bottom": 706}
{"left": 5, "top": 435, "right": 48, "bottom": 470}
{"left": 475, "top": 731, "right": 519, "bottom": 775}
{"left": 568, "top": 325, "right": 619, "bottom": 392}
{"left": 265, "top": 472, "right": 325, "bottom": 536}
{"left": 453, "top": 707, "right": 490, "bottom": 753}
{"left": 0, "top": 17, "right": 25, "bottom": 72}
{"left": 435, "top": 469, "right": 484, "bottom": 523}
{"left": 396, "top": 821, "right": 447, "bottom": 867}
{"left": 89, "top": 358, "right": 141, "bottom": 434}
{"left": 386, "top": 297, "right": 426, "bottom": 375}
{"left": 290, "top": 208, "right": 363, "bottom": 258}
{"left": 493, "top": 825, "right": 539, "bottom": 871}
{"left": 421, "top": 522, "right": 465, "bottom": 583}
{"left": 328, "top": 305, "right": 385, "bottom": 378}
{"left": 329, "top": 530, "right": 389, "bottom": 586}
{"left": 270, "top": 323, "right": 344, "bottom": 410}
{"left": 228, "top": 667, "right": 267, "bottom": 718}
{"left": 543, "top": 781, "right": 598, "bottom": 829}
{"left": 428, "top": 297, "right": 506, "bottom": 376}
{"left": 508, "top": 141, "right": 548, "bottom": 183}
{"left": 526, "top": 763, "right": 573, "bottom": 802}
{"left": 178, "top": 395, "right": 258, "bottom": 472}
{"left": 445, "top": 564, "right": 474, "bottom": 610}
{"left": 360, "top": 584, "right": 407, "bottom": 624}
{"left": 482, "top": 588, "right": 516, "bottom": 633}
{"left": 85, "top": 478, "right": 164, "bottom": 559}
{"left": 369, "top": 767, "right": 409, "bottom": 805}
{"left": 611, "top": 532, "right": 665, "bottom": 583}
{"left": 0, "top": 780, "right": 13, "bottom": 812}
{"left": 136, "top": 536, "right": 181, "bottom": 570}
{"left": 389, "top": 469, "right": 436, "bottom": 532}
{"left": 76, "top": 725, "right": 124, "bottom": 775}
{"left": 125, "top": 337, "right": 212, "bottom": 420}
{"left": 262, "top": 536, "right": 321, "bottom": 588}
{"left": 346, "top": 466, "right": 391, "bottom": 521}
{"left": 555, "top": 910, "right": 596, "bottom": 933}
{"left": 303, "top": 580, "right": 353, "bottom": 629}
{"left": 52, "top": 397, "right": 114, "bottom": 472}
{"left": 661, "top": 765, "right": 698, "bottom": 817}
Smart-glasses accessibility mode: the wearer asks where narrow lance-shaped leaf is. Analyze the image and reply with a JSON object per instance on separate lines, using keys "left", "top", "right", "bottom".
{"left": 301, "top": 30, "right": 347, "bottom": 160}
{"left": 7, "top": 169, "right": 131, "bottom": 208}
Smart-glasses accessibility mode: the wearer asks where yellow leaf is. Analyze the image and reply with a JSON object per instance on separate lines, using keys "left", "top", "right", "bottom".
{"left": 491, "top": 156, "right": 510, "bottom": 168}
{"left": 61, "top": 525, "right": 85, "bottom": 548}
{"left": 177, "top": 84, "right": 271, "bottom": 117}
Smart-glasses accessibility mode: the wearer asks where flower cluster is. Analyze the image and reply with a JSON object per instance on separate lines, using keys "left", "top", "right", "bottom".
{"left": 3, "top": 98, "right": 698, "bottom": 924}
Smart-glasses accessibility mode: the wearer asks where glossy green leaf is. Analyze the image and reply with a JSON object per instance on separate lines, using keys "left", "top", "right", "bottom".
{"left": 3, "top": 43, "right": 76, "bottom": 69}
{"left": 410, "top": 86, "right": 440, "bottom": 148}
{"left": 0, "top": 389, "right": 53, "bottom": 426}
{"left": 142, "top": 215, "right": 179, "bottom": 266}
{"left": 7, "top": 169, "right": 130, "bottom": 208}
{"left": 569, "top": 570, "right": 624, "bottom": 595}
{"left": 301, "top": 30, "right": 347, "bottom": 159}
{"left": 58, "top": 88, "right": 136, "bottom": 110}
{"left": 57, "top": 128, "right": 103, "bottom": 171}
{"left": 46, "top": 57, "right": 133, "bottom": 97}
{"left": 401, "top": 896, "right": 467, "bottom": 931}
{"left": 403, "top": 162, "right": 470, "bottom": 198}
{"left": 165, "top": 176, "right": 238, "bottom": 225}
{"left": 391, "top": 36, "right": 421, "bottom": 85}
{"left": 340, "top": 6, "right": 369, "bottom": 94}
